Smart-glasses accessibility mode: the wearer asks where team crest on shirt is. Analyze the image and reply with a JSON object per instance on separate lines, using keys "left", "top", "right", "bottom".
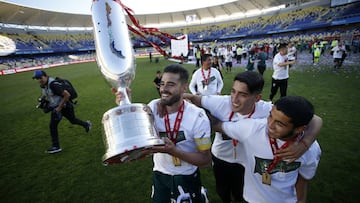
{"left": 254, "top": 157, "right": 301, "bottom": 174}
{"left": 201, "top": 76, "right": 216, "bottom": 86}
{"left": 159, "top": 131, "right": 185, "bottom": 143}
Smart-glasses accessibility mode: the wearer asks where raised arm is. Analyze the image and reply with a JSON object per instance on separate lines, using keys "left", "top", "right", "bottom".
{"left": 278, "top": 60, "right": 296, "bottom": 67}
{"left": 208, "top": 113, "right": 225, "bottom": 134}
{"left": 183, "top": 93, "right": 203, "bottom": 107}
{"left": 112, "top": 87, "right": 132, "bottom": 105}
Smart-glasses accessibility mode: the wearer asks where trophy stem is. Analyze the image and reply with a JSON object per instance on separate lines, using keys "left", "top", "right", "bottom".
{"left": 117, "top": 87, "right": 131, "bottom": 106}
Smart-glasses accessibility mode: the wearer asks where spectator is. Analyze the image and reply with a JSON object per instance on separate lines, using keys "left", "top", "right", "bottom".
{"left": 331, "top": 41, "right": 347, "bottom": 70}
{"left": 153, "top": 70, "right": 162, "bottom": 96}
{"left": 189, "top": 54, "right": 224, "bottom": 96}
{"left": 224, "top": 47, "right": 234, "bottom": 72}
{"left": 246, "top": 50, "right": 256, "bottom": 71}
{"left": 257, "top": 46, "right": 268, "bottom": 75}
{"left": 269, "top": 43, "right": 296, "bottom": 102}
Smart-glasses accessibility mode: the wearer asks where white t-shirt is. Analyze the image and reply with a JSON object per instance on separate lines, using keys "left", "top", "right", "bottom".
{"left": 287, "top": 46, "right": 297, "bottom": 61}
{"left": 218, "top": 47, "right": 226, "bottom": 57}
{"left": 148, "top": 99, "right": 212, "bottom": 176}
{"left": 189, "top": 67, "right": 224, "bottom": 96}
{"left": 225, "top": 50, "right": 233, "bottom": 62}
{"left": 222, "top": 119, "right": 321, "bottom": 203}
{"left": 331, "top": 45, "right": 346, "bottom": 59}
{"left": 242, "top": 47, "right": 248, "bottom": 54}
{"left": 202, "top": 95, "right": 272, "bottom": 164}
{"left": 272, "top": 53, "right": 289, "bottom": 80}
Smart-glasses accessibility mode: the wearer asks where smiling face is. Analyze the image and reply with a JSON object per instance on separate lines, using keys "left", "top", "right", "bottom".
{"left": 230, "top": 80, "right": 260, "bottom": 115}
{"left": 202, "top": 55, "right": 212, "bottom": 70}
{"left": 159, "top": 72, "right": 186, "bottom": 107}
{"left": 267, "top": 106, "right": 304, "bottom": 140}
{"left": 279, "top": 46, "right": 288, "bottom": 56}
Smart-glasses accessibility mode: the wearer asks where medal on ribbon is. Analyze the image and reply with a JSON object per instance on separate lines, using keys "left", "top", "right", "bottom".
{"left": 164, "top": 101, "right": 185, "bottom": 167}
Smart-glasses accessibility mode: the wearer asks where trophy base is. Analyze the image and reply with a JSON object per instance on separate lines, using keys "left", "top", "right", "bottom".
{"left": 102, "top": 139, "right": 164, "bottom": 165}
{"left": 102, "top": 103, "right": 164, "bottom": 165}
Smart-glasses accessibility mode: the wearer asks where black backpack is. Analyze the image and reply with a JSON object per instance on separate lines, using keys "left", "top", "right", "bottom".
{"left": 51, "top": 77, "right": 78, "bottom": 101}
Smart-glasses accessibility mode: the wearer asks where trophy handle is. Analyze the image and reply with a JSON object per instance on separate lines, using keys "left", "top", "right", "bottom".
{"left": 117, "top": 86, "right": 131, "bottom": 106}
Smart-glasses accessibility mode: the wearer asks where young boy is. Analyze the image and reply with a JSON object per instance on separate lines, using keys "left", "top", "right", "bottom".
{"left": 212, "top": 96, "right": 322, "bottom": 203}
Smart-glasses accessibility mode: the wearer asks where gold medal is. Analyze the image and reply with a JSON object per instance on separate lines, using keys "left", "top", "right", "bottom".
{"left": 172, "top": 156, "right": 181, "bottom": 166}
{"left": 204, "top": 84, "right": 208, "bottom": 91}
{"left": 233, "top": 147, "right": 237, "bottom": 159}
{"left": 262, "top": 172, "right": 271, "bottom": 185}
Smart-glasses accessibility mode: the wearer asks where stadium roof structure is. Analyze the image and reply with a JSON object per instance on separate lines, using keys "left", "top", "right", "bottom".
{"left": 0, "top": 0, "right": 318, "bottom": 29}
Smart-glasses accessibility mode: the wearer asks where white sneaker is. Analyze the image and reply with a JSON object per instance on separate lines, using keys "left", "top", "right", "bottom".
{"left": 45, "top": 147, "right": 62, "bottom": 154}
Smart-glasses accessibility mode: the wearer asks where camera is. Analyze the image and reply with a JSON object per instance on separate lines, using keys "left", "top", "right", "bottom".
{"left": 36, "top": 97, "right": 51, "bottom": 113}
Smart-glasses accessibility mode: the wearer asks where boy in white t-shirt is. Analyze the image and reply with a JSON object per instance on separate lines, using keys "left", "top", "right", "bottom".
{"left": 331, "top": 41, "right": 347, "bottom": 70}
{"left": 184, "top": 71, "right": 322, "bottom": 203}
{"left": 269, "top": 43, "right": 296, "bottom": 102}
{"left": 212, "top": 96, "right": 322, "bottom": 203}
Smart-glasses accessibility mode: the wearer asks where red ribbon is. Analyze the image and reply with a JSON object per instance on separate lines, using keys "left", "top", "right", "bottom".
{"left": 164, "top": 101, "right": 185, "bottom": 144}
{"left": 266, "top": 135, "right": 297, "bottom": 173}
{"left": 229, "top": 105, "right": 255, "bottom": 147}
{"left": 113, "top": 0, "right": 185, "bottom": 58}
{"left": 201, "top": 68, "right": 211, "bottom": 86}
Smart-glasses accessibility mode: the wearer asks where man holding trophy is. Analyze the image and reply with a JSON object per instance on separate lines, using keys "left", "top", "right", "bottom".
{"left": 92, "top": 0, "right": 212, "bottom": 202}
{"left": 115, "top": 65, "right": 212, "bottom": 203}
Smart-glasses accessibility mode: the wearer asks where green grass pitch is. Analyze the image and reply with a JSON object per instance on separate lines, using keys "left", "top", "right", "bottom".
{"left": 0, "top": 57, "right": 359, "bottom": 202}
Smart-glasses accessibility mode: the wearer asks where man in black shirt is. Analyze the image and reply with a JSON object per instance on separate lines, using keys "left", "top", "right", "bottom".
{"left": 153, "top": 70, "right": 162, "bottom": 96}
{"left": 33, "top": 70, "right": 91, "bottom": 154}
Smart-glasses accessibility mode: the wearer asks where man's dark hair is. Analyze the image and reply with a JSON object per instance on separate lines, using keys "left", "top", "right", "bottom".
{"left": 274, "top": 96, "right": 314, "bottom": 127}
{"left": 163, "top": 64, "right": 189, "bottom": 84}
{"left": 234, "top": 71, "right": 264, "bottom": 94}
{"left": 279, "top": 43, "right": 288, "bottom": 50}
{"left": 201, "top": 54, "right": 212, "bottom": 63}
{"left": 249, "top": 49, "right": 255, "bottom": 55}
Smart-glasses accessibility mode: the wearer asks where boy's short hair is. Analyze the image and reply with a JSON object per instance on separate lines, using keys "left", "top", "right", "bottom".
{"left": 234, "top": 71, "right": 264, "bottom": 95}
{"left": 274, "top": 96, "right": 314, "bottom": 127}
{"left": 201, "top": 54, "right": 212, "bottom": 63}
{"left": 279, "top": 43, "right": 288, "bottom": 50}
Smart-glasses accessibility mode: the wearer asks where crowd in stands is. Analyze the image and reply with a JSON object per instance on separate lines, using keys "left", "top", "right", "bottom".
{"left": 0, "top": 32, "right": 94, "bottom": 54}
{"left": 0, "top": 52, "right": 95, "bottom": 70}
{"left": 133, "top": 2, "right": 360, "bottom": 45}
{"left": 0, "top": 2, "right": 359, "bottom": 70}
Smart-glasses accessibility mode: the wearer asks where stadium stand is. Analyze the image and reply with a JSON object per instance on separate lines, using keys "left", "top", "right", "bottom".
{"left": 0, "top": 1, "right": 360, "bottom": 72}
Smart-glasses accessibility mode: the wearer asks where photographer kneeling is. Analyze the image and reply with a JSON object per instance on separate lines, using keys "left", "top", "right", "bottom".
{"left": 33, "top": 70, "right": 92, "bottom": 154}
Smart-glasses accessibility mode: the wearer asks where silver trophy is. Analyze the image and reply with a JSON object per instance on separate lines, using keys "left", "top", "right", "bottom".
{"left": 91, "top": 0, "right": 164, "bottom": 165}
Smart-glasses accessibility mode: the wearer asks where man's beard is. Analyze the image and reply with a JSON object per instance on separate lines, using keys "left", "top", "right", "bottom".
{"left": 160, "top": 91, "right": 181, "bottom": 106}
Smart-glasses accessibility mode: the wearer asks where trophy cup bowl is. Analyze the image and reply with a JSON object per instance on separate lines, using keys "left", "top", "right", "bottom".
{"left": 92, "top": 0, "right": 164, "bottom": 165}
